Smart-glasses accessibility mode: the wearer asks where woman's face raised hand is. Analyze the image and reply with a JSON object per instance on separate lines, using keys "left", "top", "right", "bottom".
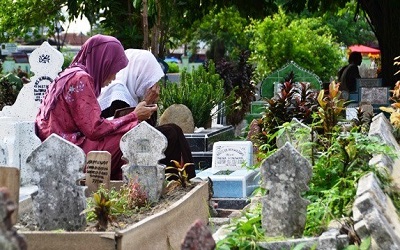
{"left": 102, "top": 73, "right": 117, "bottom": 87}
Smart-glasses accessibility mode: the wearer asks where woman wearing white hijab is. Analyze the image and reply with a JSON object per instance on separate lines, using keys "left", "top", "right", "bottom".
{"left": 98, "top": 49, "right": 164, "bottom": 118}
{"left": 98, "top": 49, "right": 195, "bottom": 179}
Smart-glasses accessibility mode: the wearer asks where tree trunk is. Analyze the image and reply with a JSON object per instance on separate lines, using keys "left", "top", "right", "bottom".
{"left": 142, "top": 0, "right": 149, "bottom": 49}
{"left": 360, "top": 0, "right": 400, "bottom": 88}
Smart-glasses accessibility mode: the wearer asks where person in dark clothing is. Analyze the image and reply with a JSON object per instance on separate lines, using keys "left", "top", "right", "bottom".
{"left": 338, "top": 51, "right": 362, "bottom": 100}
{"left": 98, "top": 49, "right": 195, "bottom": 179}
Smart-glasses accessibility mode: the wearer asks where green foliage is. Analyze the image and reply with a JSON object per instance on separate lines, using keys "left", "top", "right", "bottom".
{"left": 246, "top": 8, "right": 343, "bottom": 82}
{"left": 316, "top": 81, "right": 347, "bottom": 138}
{"left": 0, "top": 0, "right": 64, "bottom": 42}
{"left": 321, "top": 2, "right": 376, "bottom": 46}
{"left": 127, "top": 178, "right": 148, "bottom": 209}
{"left": 165, "top": 160, "right": 193, "bottom": 189}
{"left": 61, "top": 52, "right": 75, "bottom": 70}
{"left": 215, "top": 50, "right": 256, "bottom": 126}
{"left": 191, "top": 6, "right": 249, "bottom": 61}
{"left": 159, "top": 61, "right": 226, "bottom": 128}
{"left": 251, "top": 72, "right": 319, "bottom": 152}
{"left": 83, "top": 181, "right": 151, "bottom": 230}
{"left": 166, "top": 62, "right": 179, "bottom": 73}
{"left": 304, "top": 131, "right": 397, "bottom": 236}
{"left": 216, "top": 204, "right": 264, "bottom": 250}
{"left": 0, "top": 74, "right": 23, "bottom": 110}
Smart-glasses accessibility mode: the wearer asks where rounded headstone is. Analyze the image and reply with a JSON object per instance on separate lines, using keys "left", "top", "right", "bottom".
{"left": 159, "top": 104, "right": 195, "bottom": 133}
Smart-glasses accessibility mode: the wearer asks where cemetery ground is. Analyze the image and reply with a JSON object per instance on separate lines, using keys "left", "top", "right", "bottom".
{"left": 3, "top": 42, "right": 400, "bottom": 249}
{"left": 16, "top": 182, "right": 200, "bottom": 232}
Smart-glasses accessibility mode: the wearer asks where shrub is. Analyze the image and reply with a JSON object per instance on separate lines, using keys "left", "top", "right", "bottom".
{"left": 159, "top": 61, "right": 227, "bottom": 128}
{"left": 167, "top": 62, "right": 179, "bottom": 73}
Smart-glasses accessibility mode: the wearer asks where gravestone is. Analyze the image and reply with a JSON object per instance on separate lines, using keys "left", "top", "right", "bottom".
{"left": 159, "top": 104, "right": 195, "bottom": 133}
{"left": 85, "top": 151, "right": 111, "bottom": 194}
{"left": 212, "top": 141, "right": 253, "bottom": 171}
{"left": 0, "top": 41, "right": 63, "bottom": 120}
{"left": 26, "top": 134, "right": 86, "bottom": 231}
{"left": 359, "top": 87, "right": 389, "bottom": 106}
{"left": 0, "top": 120, "right": 41, "bottom": 186}
{"left": 0, "top": 166, "right": 20, "bottom": 224}
{"left": 261, "top": 142, "right": 312, "bottom": 238}
{"left": 120, "top": 121, "right": 167, "bottom": 203}
{"left": 0, "top": 42, "right": 62, "bottom": 186}
{"left": 0, "top": 187, "right": 27, "bottom": 250}
{"left": 276, "top": 118, "right": 314, "bottom": 158}
{"left": 369, "top": 113, "right": 400, "bottom": 151}
{"left": 181, "top": 219, "right": 216, "bottom": 250}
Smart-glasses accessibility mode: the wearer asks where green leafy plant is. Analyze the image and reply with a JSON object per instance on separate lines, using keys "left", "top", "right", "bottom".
{"left": 216, "top": 203, "right": 264, "bottom": 250}
{"left": 159, "top": 61, "right": 226, "bottom": 128}
{"left": 304, "top": 131, "right": 397, "bottom": 236}
{"left": 166, "top": 62, "right": 179, "bottom": 73}
{"left": 215, "top": 50, "right": 256, "bottom": 126}
{"left": 316, "top": 81, "right": 346, "bottom": 139}
{"left": 82, "top": 186, "right": 114, "bottom": 231}
{"left": 127, "top": 177, "right": 148, "bottom": 209}
{"left": 0, "top": 74, "right": 23, "bottom": 110}
{"left": 165, "top": 160, "right": 194, "bottom": 189}
{"left": 250, "top": 72, "right": 318, "bottom": 152}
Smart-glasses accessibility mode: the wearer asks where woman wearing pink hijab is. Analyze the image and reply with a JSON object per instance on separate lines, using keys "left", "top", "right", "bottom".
{"left": 35, "top": 35, "right": 157, "bottom": 180}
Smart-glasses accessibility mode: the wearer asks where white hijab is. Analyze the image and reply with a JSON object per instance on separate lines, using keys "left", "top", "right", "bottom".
{"left": 98, "top": 49, "right": 165, "bottom": 110}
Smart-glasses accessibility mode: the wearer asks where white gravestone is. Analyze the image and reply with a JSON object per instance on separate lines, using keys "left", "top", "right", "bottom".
{"left": 120, "top": 122, "right": 167, "bottom": 203}
{"left": 0, "top": 41, "right": 64, "bottom": 120}
{"left": 0, "top": 42, "right": 63, "bottom": 186}
{"left": 26, "top": 134, "right": 87, "bottom": 231}
{"left": 211, "top": 141, "right": 253, "bottom": 171}
{"left": 0, "top": 119, "right": 40, "bottom": 186}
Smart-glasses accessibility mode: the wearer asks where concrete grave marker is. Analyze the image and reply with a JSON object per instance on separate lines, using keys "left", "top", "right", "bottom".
{"left": 0, "top": 187, "right": 27, "bottom": 250}
{"left": 85, "top": 151, "right": 111, "bottom": 194}
{"left": 0, "top": 166, "right": 20, "bottom": 225}
{"left": 261, "top": 142, "right": 312, "bottom": 238}
{"left": 181, "top": 219, "right": 216, "bottom": 250}
{"left": 276, "top": 118, "right": 314, "bottom": 157}
{"left": 120, "top": 122, "right": 167, "bottom": 202}
{"left": 0, "top": 120, "right": 41, "bottom": 186}
{"left": 26, "top": 134, "right": 86, "bottom": 231}
{"left": 0, "top": 41, "right": 63, "bottom": 120}
{"left": 211, "top": 141, "right": 253, "bottom": 171}
{"left": 360, "top": 87, "right": 389, "bottom": 105}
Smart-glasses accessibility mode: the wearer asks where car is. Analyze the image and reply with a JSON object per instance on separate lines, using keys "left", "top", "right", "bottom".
{"left": 164, "top": 57, "right": 181, "bottom": 64}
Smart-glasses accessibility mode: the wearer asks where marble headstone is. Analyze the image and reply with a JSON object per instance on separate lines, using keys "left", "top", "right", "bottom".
{"left": 26, "top": 134, "right": 86, "bottom": 231}
{"left": 0, "top": 41, "right": 63, "bottom": 120}
{"left": 120, "top": 122, "right": 167, "bottom": 203}
{"left": 211, "top": 141, "right": 253, "bottom": 171}
{"left": 261, "top": 142, "right": 312, "bottom": 238}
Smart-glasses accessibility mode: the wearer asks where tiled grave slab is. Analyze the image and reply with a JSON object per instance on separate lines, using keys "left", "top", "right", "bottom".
{"left": 193, "top": 151, "right": 213, "bottom": 170}
{"left": 196, "top": 169, "right": 259, "bottom": 198}
{"left": 185, "top": 125, "right": 234, "bottom": 152}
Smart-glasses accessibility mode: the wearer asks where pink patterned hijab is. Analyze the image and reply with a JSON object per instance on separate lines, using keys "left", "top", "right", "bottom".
{"left": 40, "top": 34, "right": 128, "bottom": 119}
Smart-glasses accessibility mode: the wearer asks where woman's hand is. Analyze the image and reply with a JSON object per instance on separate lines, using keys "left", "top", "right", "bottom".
{"left": 143, "top": 83, "right": 160, "bottom": 104}
{"left": 133, "top": 101, "right": 158, "bottom": 121}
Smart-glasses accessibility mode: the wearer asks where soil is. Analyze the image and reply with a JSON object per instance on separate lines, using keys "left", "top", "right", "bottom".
{"left": 15, "top": 183, "right": 199, "bottom": 232}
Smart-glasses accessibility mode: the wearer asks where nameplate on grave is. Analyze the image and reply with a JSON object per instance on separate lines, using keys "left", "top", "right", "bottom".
{"left": 85, "top": 151, "right": 111, "bottom": 194}
{"left": 212, "top": 141, "right": 253, "bottom": 171}
{"left": 360, "top": 87, "right": 389, "bottom": 105}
